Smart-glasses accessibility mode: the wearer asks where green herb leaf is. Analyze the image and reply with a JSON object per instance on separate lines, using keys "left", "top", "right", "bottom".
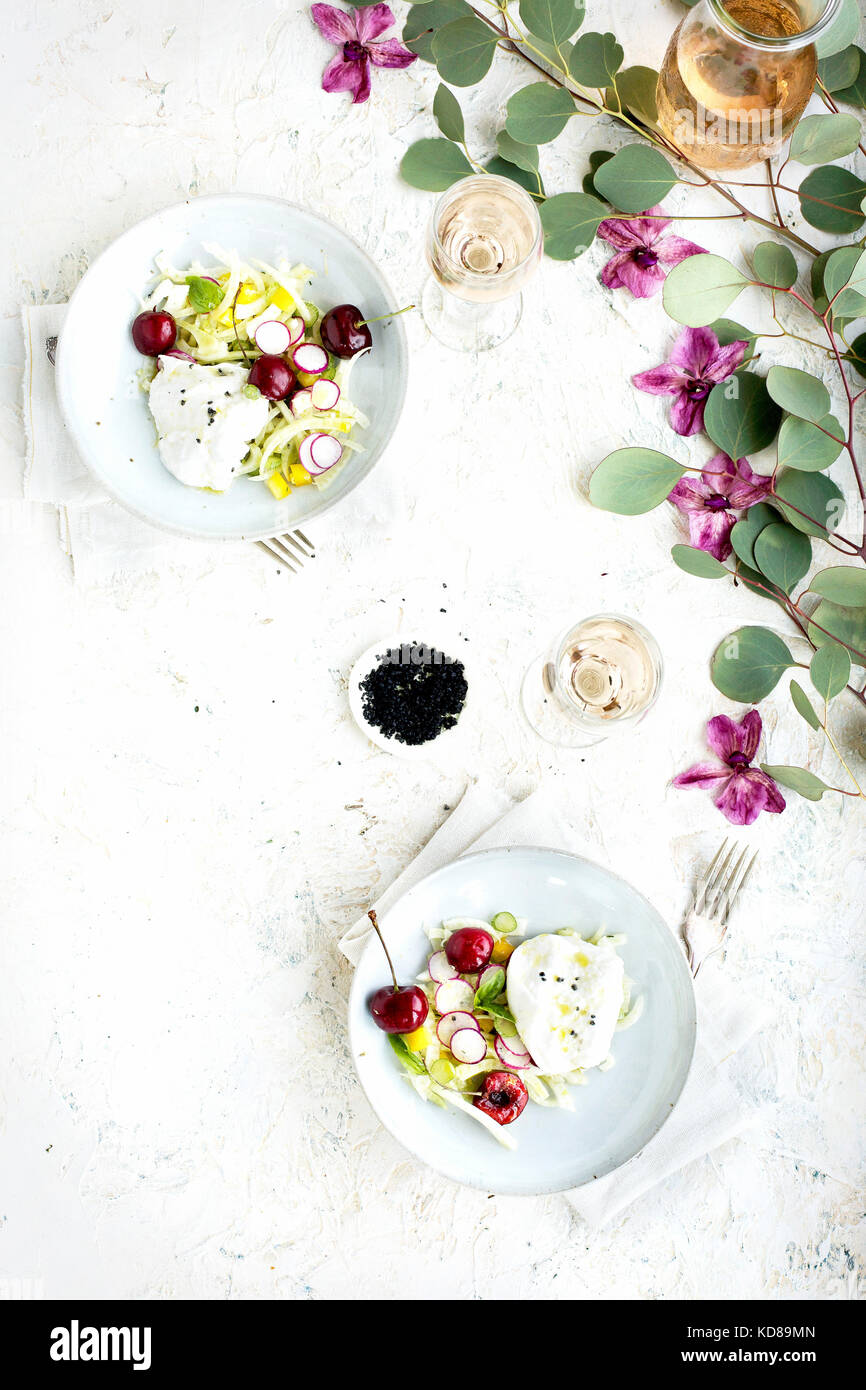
{"left": 569, "top": 30, "right": 624, "bottom": 87}
{"left": 433, "top": 82, "right": 465, "bottom": 143}
{"left": 582, "top": 148, "right": 615, "bottom": 195}
{"left": 730, "top": 502, "right": 777, "bottom": 568}
{"left": 808, "top": 600, "right": 866, "bottom": 665}
{"left": 752, "top": 241, "right": 797, "bottom": 288}
{"left": 774, "top": 469, "right": 845, "bottom": 538}
{"left": 766, "top": 365, "right": 831, "bottom": 424}
{"left": 186, "top": 275, "right": 224, "bottom": 312}
{"left": 759, "top": 765, "right": 832, "bottom": 801}
{"left": 810, "top": 641, "right": 851, "bottom": 700}
{"left": 540, "top": 191, "right": 605, "bottom": 258}
{"left": 662, "top": 253, "right": 749, "bottom": 326}
{"left": 519, "top": 0, "right": 585, "bottom": 48}
{"left": 753, "top": 522, "right": 812, "bottom": 594}
{"left": 776, "top": 413, "right": 845, "bottom": 472}
{"left": 671, "top": 544, "right": 729, "bottom": 578}
{"left": 704, "top": 371, "right": 782, "bottom": 458}
{"left": 474, "top": 967, "right": 506, "bottom": 1008}
{"left": 607, "top": 65, "right": 659, "bottom": 126}
{"left": 505, "top": 82, "right": 576, "bottom": 144}
{"left": 834, "top": 45, "right": 866, "bottom": 105}
{"left": 789, "top": 112, "right": 861, "bottom": 164}
{"left": 496, "top": 129, "right": 539, "bottom": 173}
{"left": 817, "top": 44, "right": 861, "bottom": 93}
{"left": 481, "top": 1001, "right": 514, "bottom": 1022}
{"left": 825, "top": 246, "right": 866, "bottom": 317}
{"left": 589, "top": 447, "right": 686, "bottom": 515}
{"left": 484, "top": 155, "right": 544, "bottom": 196}
{"left": 432, "top": 16, "right": 498, "bottom": 86}
{"left": 711, "top": 626, "right": 794, "bottom": 702}
{"left": 592, "top": 144, "right": 676, "bottom": 213}
{"left": 388, "top": 1033, "right": 427, "bottom": 1075}
{"left": 811, "top": 566, "right": 866, "bottom": 607}
{"left": 403, "top": 0, "right": 472, "bottom": 62}
{"left": 790, "top": 679, "right": 821, "bottom": 730}
{"left": 400, "top": 137, "right": 473, "bottom": 190}
{"left": 798, "top": 165, "right": 866, "bottom": 234}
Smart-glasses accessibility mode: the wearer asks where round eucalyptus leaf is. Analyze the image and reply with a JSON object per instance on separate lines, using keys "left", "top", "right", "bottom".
{"left": 505, "top": 82, "right": 576, "bottom": 144}
{"left": 808, "top": 600, "right": 866, "bottom": 666}
{"left": 810, "top": 641, "right": 852, "bottom": 700}
{"left": 790, "top": 679, "right": 821, "bottom": 731}
{"left": 828, "top": 246, "right": 866, "bottom": 317}
{"left": 817, "top": 44, "right": 861, "bottom": 92}
{"left": 710, "top": 317, "right": 757, "bottom": 354}
{"left": 789, "top": 112, "right": 861, "bottom": 164}
{"left": 400, "top": 138, "right": 473, "bottom": 191}
{"left": 834, "top": 46, "right": 866, "bottom": 105}
{"left": 774, "top": 470, "right": 845, "bottom": 538}
{"left": 582, "top": 149, "right": 614, "bottom": 195}
{"left": 484, "top": 156, "right": 543, "bottom": 195}
{"left": 403, "top": 0, "right": 472, "bottom": 61}
{"left": 777, "top": 413, "right": 844, "bottom": 472}
{"left": 519, "top": 0, "right": 585, "bottom": 47}
{"left": 433, "top": 83, "right": 465, "bottom": 143}
{"left": 766, "top": 365, "right": 831, "bottom": 424}
{"left": 704, "top": 372, "right": 782, "bottom": 458}
{"left": 815, "top": 0, "right": 860, "bottom": 59}
{"left": 734, "top": 563, "right": 787, "bottom": 608}
{"left": 496, "top": 129, "right": 539, "bottom": 173}
{"left": 843, "top": 331, "right": 866, "bottom": 378}
{"left": 589, "top": 448, "right": 686, "bottom": 515}
{"left": 569, "top": 31, "right": 624, "bottom": 88}
{"left": 822, "top": 244, "right": 862, "bottom": 300}
{"left": 798, "top": 165, "right": 866, "bottom": 234}
{"left": 752, "top": 241, "right": 797, "bottom": 288}
{"left": 592, "top": 144, "right": 676, "bottom": 213}
{"left": 730, "top": 502, "right": 777, "bottom": 568}
{"left": 711, "top": 626, "right": 794, "bottom": 701}
{"left": 759, "top": 765, "right": 830, "bottom": 801}
{"left": 432, "top": 16, "right": 499, "bottom": 86}
{"left": 753, "top": 522, "right": 812, "bottom": 593}
{"left": 671, "top": 544, "right": 729, "bottom": 578}
{"left": 811, "top": 566, "right": 866, "bottom": 607}
{"left": 607, "top": 65, "right": 659, "bottom": 126}
{"left": 539, "top": 191, "right": 605, "bottom": 259}
{"left": 662, "top": 253, "right": 748, "bottom": 327}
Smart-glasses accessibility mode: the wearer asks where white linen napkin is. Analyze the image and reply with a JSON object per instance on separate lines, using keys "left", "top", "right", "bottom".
{"left": 340, "top": 781, "right": 770, "bottom": 1228}
{"left": 18, "top": 303, "right": 223, "bottom": 584}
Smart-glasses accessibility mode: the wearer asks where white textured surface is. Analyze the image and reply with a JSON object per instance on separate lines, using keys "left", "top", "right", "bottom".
{"left": 0, "top": 0, "right": 864, "bottom": 1300}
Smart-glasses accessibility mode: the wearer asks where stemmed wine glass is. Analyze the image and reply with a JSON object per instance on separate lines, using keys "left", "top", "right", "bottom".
{"left": 521, "top": 613, "right": 664, "bottom": 748}
{"left": 421, "top": 174, "right": 543, "bottom": 352}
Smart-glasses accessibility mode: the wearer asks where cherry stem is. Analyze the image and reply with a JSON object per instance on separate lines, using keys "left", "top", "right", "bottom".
{"left": 367, "top": 910, "right": 399, "bottom": 992}
{"left": 355, "top": 304, "right": 415, "bottom": 328}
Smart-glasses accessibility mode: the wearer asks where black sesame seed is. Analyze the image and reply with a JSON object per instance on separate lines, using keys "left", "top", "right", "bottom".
{"left": 358, "top": 642, "right": 467, "bottom": 747}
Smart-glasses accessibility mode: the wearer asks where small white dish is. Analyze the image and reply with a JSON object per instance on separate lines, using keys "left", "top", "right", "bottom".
{"left": 56, "top": 193, "right": 408, "bottom": 541}
{"left": 348, "top": 633, "right": 471, "bottom": 762}
{"left": 349, "top": 846, "right": 696, "bottom": 1195}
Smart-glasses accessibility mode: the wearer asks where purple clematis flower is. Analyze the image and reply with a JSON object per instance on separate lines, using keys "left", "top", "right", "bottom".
{"left": 673, "top": 710, "right": 785, "bottom": 826}
{"left": 597, "top": 205, "right": 706, "bottom": 299}
{"left": 633, "top": 326, "right": 748, "bottom": 436}
{"left": 311, "top": 4, "right": 416, "bottom": 104}
{"left": 668, "top": 452, "right": 772, "bottom": 562}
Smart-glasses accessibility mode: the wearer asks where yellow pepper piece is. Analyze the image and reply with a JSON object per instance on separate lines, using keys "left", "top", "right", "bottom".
{"left": 289, "top": 463, "right": 312, "bottom": 486}
{"left": 236, "top": 280, "right": 259, "bottom": 304}
{"left": 402, "top": 1025, "right": 431, "bottom": 1052}
{"left": 491, "top": 939, "right": 515, "bottom": 964}
{"left": 266, "top": 472, "right": 290, "bottom": 499}
{"left": 268, "top": 285, "right": 293, "bottom": 311}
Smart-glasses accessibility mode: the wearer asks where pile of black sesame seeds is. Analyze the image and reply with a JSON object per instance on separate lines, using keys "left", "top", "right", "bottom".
{"left": 359, "top": 642, "right": 468, "bottom": 746}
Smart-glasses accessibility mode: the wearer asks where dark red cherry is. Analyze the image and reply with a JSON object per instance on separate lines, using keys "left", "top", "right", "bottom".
{"left": 248, "top": 355, "right": 295, "bottom": 400}
{"left": 320, "top": 304, "right": 372, "bottom": 359}
{"left": 369, "top": 985, "right": 429, "bottom": 1035}
{"left": 474, "top": 1071, "right": 528, "bottom": 1126}
{"left": 132, "top": 310, "right": 177, "bottom": 356}
{"left": 445, "top": 927, "right": 494, "bottom": 974}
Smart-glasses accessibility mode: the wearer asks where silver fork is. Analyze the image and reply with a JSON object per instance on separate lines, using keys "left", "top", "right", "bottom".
{"left": 681, "top": 840, "right": 758, "bottom": 977}
{"left": 255, "top": 529, "right": 315, "bottom": 573}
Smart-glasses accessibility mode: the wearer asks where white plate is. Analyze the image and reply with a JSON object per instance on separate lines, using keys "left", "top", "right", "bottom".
{"left": 349, "top": 846, "right": 696, "bottom": 1195}
{"left": 348, "top": 633, "right": 471, "bottom": 762}
{"left": 56, "top": 194, "right": 408, "bottom": 540}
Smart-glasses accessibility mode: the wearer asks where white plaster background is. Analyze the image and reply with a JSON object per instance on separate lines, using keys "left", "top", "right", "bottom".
{"left": 0, "top": 0, "right": 864, "bottom": 1299}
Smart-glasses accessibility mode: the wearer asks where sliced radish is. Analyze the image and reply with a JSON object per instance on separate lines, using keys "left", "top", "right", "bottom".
{"left": 436, "top": 1010, "right": 479, "bottom": 1047}
{"left": 494, "top": 1035, "right": 533, "bottom": 1069}
{"left": 434, "top": 979, "right": 475, "bottom": 1015}
{"left": 290, "top": 389, "right": 314, "bottom": 417}
{"left": 311, "top": 378, "right": 341, "bottom": 411}
{"left": 287, "top": 317, "right": 305, "bottom": 346}
{"left": 428, "top": 950, "right": 458, "bottom": 984}
{"left": 292, "top": 343, "right": 329, "bottom": 375}
{"left": 161, "top": 349, "right": 196, "bottom": 364}
{"left": 449, "top": 1028, "right": 488, "bottom": 1065}
{"left": 298, "top": 433, "right": 343, "bottom": 475}
{"left": 254, "top": 319, "right": 291, "bottom": 355}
